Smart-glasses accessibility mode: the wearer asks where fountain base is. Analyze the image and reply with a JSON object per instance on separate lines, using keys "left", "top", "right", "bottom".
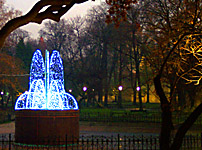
{"left": 15, "top": 109, "right": 79, "bottom": 145}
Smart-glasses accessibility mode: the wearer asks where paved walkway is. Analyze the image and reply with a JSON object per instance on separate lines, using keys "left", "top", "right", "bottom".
{"left": 0, "top": 121, "right": 14, "bottom": 134}
{"left": 80, "top": 122, "right": 160, "bottom": 136}
{"left": 0, "top": 121, "right": 160, "bottom": 136}
{"left": 0, "top": 121, "right": 201, "bottom": 137}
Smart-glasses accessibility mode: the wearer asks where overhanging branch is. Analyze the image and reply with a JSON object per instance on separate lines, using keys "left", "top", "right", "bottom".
{"left": 0, "top": 0, "right": 89, "bottom": 49}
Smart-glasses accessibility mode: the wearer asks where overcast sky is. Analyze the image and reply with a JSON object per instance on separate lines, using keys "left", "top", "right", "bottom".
{"left": 6, "top": 0, "right": 101, "bottom": 38}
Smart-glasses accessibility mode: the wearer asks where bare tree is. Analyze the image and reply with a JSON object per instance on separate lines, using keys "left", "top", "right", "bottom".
{"left": 39, "top": 19, "right": 73, "bottom": 52}
{"left": 0, "top": 0, "right": 137, "bottom": 49}
{"left": 142, "top": 0, "right": 202, "bottom": 149}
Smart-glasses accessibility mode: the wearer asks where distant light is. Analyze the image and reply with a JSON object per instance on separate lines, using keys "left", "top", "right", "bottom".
{"left": 69, "top": 89, "right": 72, "bottom": 93}
{"left": 118, "top": 86, "right": 123, "bottom": 91}
{"left": 83, "top": 86, "right": 87, "bottom": 92}
{"left": 136, "top": 86, "right": 140, "bottom": 91}
{"left": 0, "top": 91, "right": 3, "bottom": 95}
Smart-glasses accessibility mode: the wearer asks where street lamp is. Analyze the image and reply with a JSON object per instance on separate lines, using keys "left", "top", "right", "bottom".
{"left": 83, "top": 86, "right": 87, "bottom": 92}
{"left": 0, "top": 91, "right": 3, "bottom": 95}
{"left": 69, "top": 89, "right": 72, "bottom": 93}
{"left": 118, "top": 85, "right": 123, "bottom": 91}
{"left": 82, "top": 86, "right": 88, "bottom": 106}
{"left": 136, "top": 86, "right": 140, "bottom": 91}
{"left": 118, "top": 85, "right": 123, "bottom": 108}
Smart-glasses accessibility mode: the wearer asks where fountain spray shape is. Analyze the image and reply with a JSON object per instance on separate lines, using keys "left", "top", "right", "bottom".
{"left": 15, "top": 49, "right": 78, "bottom": 110}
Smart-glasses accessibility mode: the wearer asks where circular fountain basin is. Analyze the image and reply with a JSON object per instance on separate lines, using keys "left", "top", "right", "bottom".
{"left": 15, "top": 109, "right": 79, "bottom": 145}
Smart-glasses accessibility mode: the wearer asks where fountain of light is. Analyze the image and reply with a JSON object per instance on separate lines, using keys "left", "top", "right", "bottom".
{"left": 15, "top": 49, "right": 78, "bottom": 110}
{"left": 15, "top": 49, "right": 79, "bottom": 146}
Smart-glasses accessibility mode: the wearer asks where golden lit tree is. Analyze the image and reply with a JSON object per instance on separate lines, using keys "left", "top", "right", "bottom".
{"left": 176, "top": 35, "right": 202, "bottom": 85}
{"left": 142, "top": 0, "right": 202, "bottom": 149}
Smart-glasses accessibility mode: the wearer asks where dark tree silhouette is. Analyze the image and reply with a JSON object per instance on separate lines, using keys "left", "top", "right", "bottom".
{"left": 0, "top": 0, "right": 136, "bottom": 48}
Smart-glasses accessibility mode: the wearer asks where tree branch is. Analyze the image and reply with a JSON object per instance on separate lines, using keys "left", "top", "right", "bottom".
{"left": 31, "top": 4, "right": 74, "bottom": 23}
{"left": 158, "top": 33, "right": 189, "bottom": 77}
{"left": 171, "top": 103, "right": 202, "bottom": 150}
{"left": 0, "top": 0, "right": 89, "bottom": 49}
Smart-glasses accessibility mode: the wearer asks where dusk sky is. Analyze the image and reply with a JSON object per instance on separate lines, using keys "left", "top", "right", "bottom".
{"left": 6, "top": 0, "right": 102, "bottom": 38}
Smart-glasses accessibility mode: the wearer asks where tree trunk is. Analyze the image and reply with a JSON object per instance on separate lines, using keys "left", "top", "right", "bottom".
{"left": 135, "top": 46, "right": 142, "bottom": 110}
{"left": 129, "top": 43, "right": 137, "bottom": 105}
{"left": 170, "top": 103, "right": 202, "bottom": 150}
{"left": 133, "top": 90, "right": 137, "bottom": 105}
{"left": 136, "top": 62, "right": 143, "bottom": 110}
{"left": 144, "top": 59, "right": 150, "bottom": 103}
{"left": 188, "top": 87, "right": 196, "bottom": 108}
{"left": 146, "top": 83, "right": 150, "bottom": 103}
{"left": 131, "top": 67, "right": 137, "bottom": 105}
{"left": 104, "top": 88, "right": 108, "bottom": 107}
{"left": 98, "top": 81, "right": 103, "bottom": 103}
{"left": 0, "top": 93, "right": 4, "bottom": 109}
{"left": 5, "top": 95, "right": 10, "bottom": 109}
{"left": 154, "top": 75, "right": 173, "bottom": 150}
{"left": 154, "top": 74, "right": 202, "bottom": 150}
{"left": 118, "top": 45, "right": 123, "bottom": 108}
{"left": 102, "top": 41, "right": 108, "bottom": 107}
{"left": 177, "top": 85, "right": 186, "bottom": 109}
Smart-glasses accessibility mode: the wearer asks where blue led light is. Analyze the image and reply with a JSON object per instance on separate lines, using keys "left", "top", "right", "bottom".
{"left": 15, "top": 49, "right": 78, "bottom": 110}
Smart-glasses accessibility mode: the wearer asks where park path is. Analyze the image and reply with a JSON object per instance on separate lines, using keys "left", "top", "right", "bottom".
{"left": 0, "top": 121, "right": 160, "bottom": 135}
{"left": 80, "top": 122, "right": 160, "bottom": 136}
{"left": 0, "top": 121, "right": 201, "bottom": 136}
{"left": 0, "top": 122, "right": 14, "bottom": 134}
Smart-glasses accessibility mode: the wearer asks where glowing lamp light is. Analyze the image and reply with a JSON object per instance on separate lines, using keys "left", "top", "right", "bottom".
{"left": 0, "top": 91, "right": 3, "bottom": 95}
{"left": 15, "top": 49, "right": 78, "bottom": 110}
{"left": 118, "top": 86, "right": 123, "bottom": 91}
{"left": 136, "top": 86, "right": 140, "bottom": 91}
{"left": 69, "top": 89, "right": 72, "bottom": 93}
{"left": 83, "top": 86, "right": 87, "bottom": 92}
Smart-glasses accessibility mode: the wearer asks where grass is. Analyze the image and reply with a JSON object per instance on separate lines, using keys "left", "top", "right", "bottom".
{"left": 79, "top": 103, "right": 161, "bottom": 120}
{"left": 79, "top": 103, "right": 163, "bottom": 123}
{"left": 79, "top": 103, "right": 202, "bottom": 126}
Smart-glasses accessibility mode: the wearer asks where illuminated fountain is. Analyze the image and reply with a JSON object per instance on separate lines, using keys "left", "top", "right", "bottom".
{"left": 15, "top": 49, "right": 79, "bottom": 146}
{"left": 15, "top": 49, "right": 78, "bottom": 110}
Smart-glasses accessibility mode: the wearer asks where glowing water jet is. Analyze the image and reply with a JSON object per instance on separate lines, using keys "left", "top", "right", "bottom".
{"left": 15, "top": 49, "right": 78, "bottom": 110}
